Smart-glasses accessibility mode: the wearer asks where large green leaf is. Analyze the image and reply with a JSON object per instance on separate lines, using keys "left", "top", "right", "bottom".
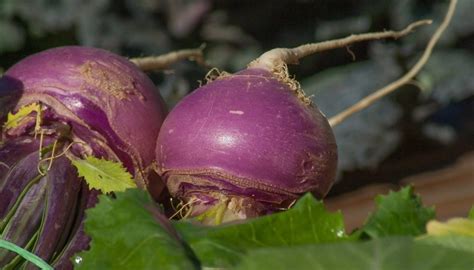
{"left": 235, "top": 237, "right": 474, "bottom": 270}
{"left": 75, "top": 189, "right": 198, "bottom": 270}
{"left": 418, "top": 235, "right": 474, "bottom": 255}
{"left": 174, "top": 193, "right": 348, "bottom": 268}
{"left": 359, "top": 186, "right": 435, "bottom": 238}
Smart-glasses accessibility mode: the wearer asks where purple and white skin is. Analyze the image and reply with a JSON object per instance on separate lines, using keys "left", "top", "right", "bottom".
{"left": 155, "top": 19, "right": 438, "bottom": 224}
{"left": 156, "top": 50, "right": 338, "bottom": 225}
{"left": 0, "top": 46, "right": 167, "bottom": 268}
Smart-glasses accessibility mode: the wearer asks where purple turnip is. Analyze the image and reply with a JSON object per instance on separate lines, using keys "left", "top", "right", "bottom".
{"left": 0, "top": 46, "right": 167, "bottom": 268}
{"left": 2, "top": 46, "right": 167, "bottom": 185}
{"left": 156, "top": 60, "right": 337, "bottom": 224}
{"left": 156, "top": 5, "right": 454, "bottom": 224}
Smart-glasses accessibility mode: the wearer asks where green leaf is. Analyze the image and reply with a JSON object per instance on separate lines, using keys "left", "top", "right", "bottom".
{"left": 235, "top": 237, "right": 474, "bottom": 270}
{"left": 359, "top": 186, "right": 435, "bottom": 238}
{"left": 75, "top": 189, "right": 198, "bottom": 270}
{"left": 4, "top": 103, "right": 40, "bottom": 129}
{"left": 418, "top": 50, "right": 474, "bottom": 104}
{"left": 469, "top": 206, "right": 474, "bottom": 220}
{"left": 418, "top": 235, "right": 474, "bottom": 255}
{"left": 71, "top": 156, "right": 136, "bottom": 193}
{"left": 174, "top": 193, "right": 348, "bottom": 268}
{"left": 0, "top": 20, "right": 25, "bottom": 53}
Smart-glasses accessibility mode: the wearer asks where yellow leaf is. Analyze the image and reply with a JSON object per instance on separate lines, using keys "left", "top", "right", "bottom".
{"left": 4, "top": 103, "right": 41, "bottom": 129}
{"left": 426, "top": 218, "right": 474, "bottom": 237}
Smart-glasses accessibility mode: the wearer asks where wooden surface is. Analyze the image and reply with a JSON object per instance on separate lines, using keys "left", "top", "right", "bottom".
{"left": 325, "top": 152, "right": 474, "bottom": 231}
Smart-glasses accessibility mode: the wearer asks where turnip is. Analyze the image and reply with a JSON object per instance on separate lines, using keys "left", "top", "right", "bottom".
{"left": 0, "top": 46, "right": 167, "bottom": 268}
{"left": 156, "top": 0, "right": 456, "bottom": 224}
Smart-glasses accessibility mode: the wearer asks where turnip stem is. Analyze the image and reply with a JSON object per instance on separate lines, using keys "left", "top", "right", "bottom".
{"left": 329, "top": 0, "right": 457, "bottom": 127}
{"left": 249, "top": 20, "right": 432, "bottom": 71}
{"left": 130, "top": 45, "right": 208, "bottom": 71}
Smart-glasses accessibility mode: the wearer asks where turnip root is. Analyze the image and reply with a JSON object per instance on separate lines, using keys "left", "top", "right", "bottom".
{"left": 156, "top": 0, "right": 456, "bottom": 225}
{"left": 0, "top": 46, "right": 167, "bottom": 268}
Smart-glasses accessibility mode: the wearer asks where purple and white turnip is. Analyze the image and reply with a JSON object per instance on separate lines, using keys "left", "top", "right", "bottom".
{"left": 0, "top": 46, "right": 167, "bottom": 268}
{"left": 155, "top": 16, "right": 449, "bottom": 224}
{"left": 156, "top": 57, "right": 338, "bottom": 224}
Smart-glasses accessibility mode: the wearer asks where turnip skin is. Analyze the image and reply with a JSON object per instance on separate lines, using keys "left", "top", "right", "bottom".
{"left": 3, "top": 46, "right": 168, "bottom": 185}
{"left": 0, "top": 137, "right": 47, "bottom": 217}
{"left": 155, "top": 19, "right": 440, "bottom": 223}
{"left": 0, "top": 46, "right": 167, "bottom": 268}
{"left": 156, "top": 68, "right": 337, "bottom": 219}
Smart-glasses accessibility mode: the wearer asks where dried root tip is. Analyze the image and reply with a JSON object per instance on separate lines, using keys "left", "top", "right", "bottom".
{"left": 329, "top": 0, "right": 457, "bottom": 127}
{"left": 37, "top": 139, "right": 58, "bottom": 175}
{"left": 169, "top": 197, "right": 198, "bottom": 220}
{"left": 130, "top": 44, "right": 210, "bottom": 71}
{"left": 248, "top": 19, "right": 431, "bottom": 72}
{"left": 271, "top": 63, "right": 312, "bottom": 106}
{"left": 37, "top": 141, "right": 82, "bottom": 176}
{"left": 203, "top": 67, "right": 231, "bottom": 85}
{"left": 247, "top": 19, "right": 432, "bottom": 106}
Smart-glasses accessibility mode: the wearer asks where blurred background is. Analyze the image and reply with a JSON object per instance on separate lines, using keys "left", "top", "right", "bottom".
{"left": 1, "top": 0, "right": 472, "bottom": 229}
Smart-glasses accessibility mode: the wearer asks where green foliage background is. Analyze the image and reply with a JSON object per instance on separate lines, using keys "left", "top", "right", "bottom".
{"left": 76, "top": 187, "right": 474, "bottom": 269}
